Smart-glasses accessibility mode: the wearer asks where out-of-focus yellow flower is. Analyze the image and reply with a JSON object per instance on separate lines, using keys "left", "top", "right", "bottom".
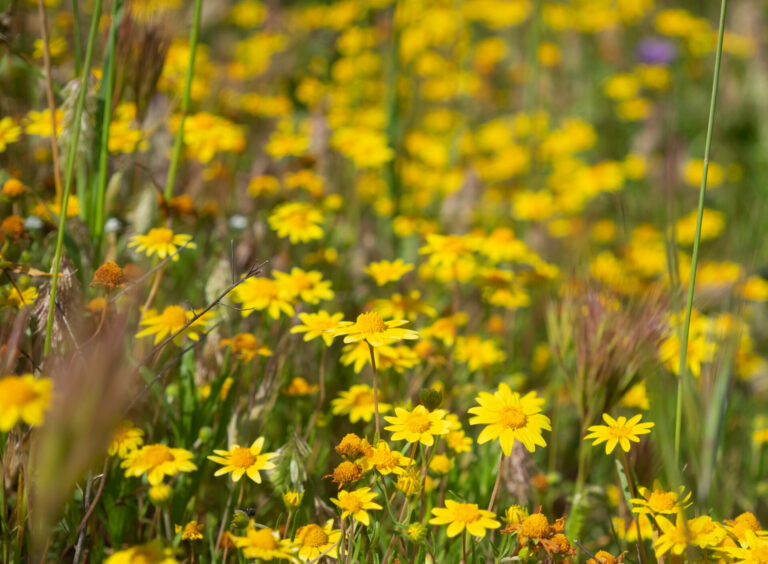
{"left": 0, "top": 374, "right": 52, "bottom": 431}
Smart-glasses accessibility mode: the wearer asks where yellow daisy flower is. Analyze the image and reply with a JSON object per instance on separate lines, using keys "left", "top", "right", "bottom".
{"left": 722, "top": 529, "right": 768, "bottom": 563}
{"left": 364, "top": 259, "right": 414, "bottom": 286}
{"left": 429, "top": 500, "right": 501, "bottom": 538}
{"left": 0, "top": 117, "right": 22, "bottom": 152}
{"left": 136, "top": 305, "right": 212, "bottom": 345}
{"left": 175, "top": 521, "right": 203, "bottom": 541}
{"left": 330, "top": 311, "right": 418, "bottom": 347}
{"left": 631, "top": 482, "right": 692, "bottom": 516}
{"left": 108, "top": 421, "right": 145, "bottom": 458}
{"left": 127, "top": 227, "right": 195, "bottom": 260}
{"left": 220, "top": 333, "right": 272, "bottom": 362}
{"left": 331, "top": 384, "right": 391, "bottom": 423}
{"left": 121, "top": 444, "right": 197, "bottom": 485}
{"left": 268, "top": 202, "right": 324, "bottom": 243}
{"left": 0, "top": 374, "right": 52, "bottom": 431}
{"left": 294, "top": 519, "right": 340, "bottom": 561}
{"left": 468, "top": 383, "right": 551, "bottom": 455}
{"left": 384, "top": 405, "right": 450, "bottom": 446}
{"left": 104, "top": 540, "right": 180, "bottom": 564}
{"left": 231, "top": 277, "right": 295, "bottom": 320}
{"left": 207, "top": 438, "right": 276, "bottom": 483}
{"left": 330, "top": 487, "right": 382, "bottom": 526}
{"left": 233, "top": 526, "right": 296, "bottom": 561}
{"left": 290, "top": 311, "right": 345, "bottom": 346}
{"left": 584, "top": 413, "right": 654, "bottom": 455}
{"left": 273, "top": 267, "right": 334, "bottom": 304}
{"left": 360, "top": 441, "right": 413, "bottom": 475}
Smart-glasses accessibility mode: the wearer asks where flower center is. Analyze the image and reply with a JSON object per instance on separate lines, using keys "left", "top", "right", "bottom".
{"left": 286, "top": 211, "right": 310, "bottom": 229}
{"left": 352, "top": 391, "right": 374, "bottom": 406}
{"left": 608, "top": 425, "right": 632, "bottom": 439}
{"left": 453, "top": 503, "right": 480, "bottom": 524}
{"left": 0, "top": 377, "right": 38, "bottom": 406}
{"left": 160, "top": 305, "right": 188, "bottom": 328}
{"left": 333, "top": 461, "right": 362, "bottom": 484}
{"left": 404, "top": 411, "right": 431, "bottom": 434}
{"left": 147, "top": 227, "right": 174, "bottom": 244}
{"left": 356, "top": 312, "right": 387, "bottom": 334}
{"left": 647, "top": 491, "right": 676, "bottom": 512}
{"left": 249, "top": 528, "right": 278, "bottom": 549}
{"left": 520, "top": 513, "right": 550, "bottom": 539}
{"left": 299, "top": 524, "right": 328, "bottom": 547}
{"left": 230, "top": 447, "right": 256, "bottom": 468}
{"left": 143, "top": 445, "right": 174, "bottom": 467}
{"left": 499, "top": 406, "right": 527, "bottom": 429}
{"left": 342, "top": 495, "right": 363, "bottom": 513}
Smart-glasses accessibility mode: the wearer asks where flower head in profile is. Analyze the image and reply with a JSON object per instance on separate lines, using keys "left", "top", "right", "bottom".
{"left": 722, "top": 529, "right": 768, "bottom": 562}
{"left": 232, "top": 526, "right": 296, "bottom": 561}
{"left": 468, "top": 384, "right": 551, "bottom": 455}
{"left": 175, "top": 521, "right": 203, "bottom": 541}
{"left": 121, "top": 444, "right": 197, "bottom": 485}
{"left": 384, "top": 405, "right": 450, "bottom": 446}
{"left": 268, "top": 202, "right": 324, "bottom": 243}
{"left": 331, "top": 487, "right": 382, "bottom": 526}
{"left": 429, "top": 500, "right": 500, "bottom": 538}
{"left": 294, "top": 520, "right": 340, "bottom": 561}
{"left": 220, "top": 333, "right": 272, "bottom": 362}
{"left": 136, "top": 305, "right": 212, "bottom": 345}
{"left": 0, "top": 374, "right": 52, "bottom": 431}
{"left": 108, "top": 421, "right": 145, "bottom": 458}
{"left": 290, "top": 311, "right": 344, "bottom": 346}
{"left": 631, "top": 482, "right": 692, "bottom": 516}
{"left": 104, "top": 540, "right": 180, "bottom": 564}
{"left": 330, "top": 311, "right": 418, "bottom": 347}
{"left": 584, "top": 413, "right": 654, "bottom": 455}
{"left": 128, "top": 227, "right": 195, "bottom": 260}
{"left": 208, "top": 438, "right": 276, "bottom": 483}
{"left": 332, "top": 384, "right": 391, "bottom": 423}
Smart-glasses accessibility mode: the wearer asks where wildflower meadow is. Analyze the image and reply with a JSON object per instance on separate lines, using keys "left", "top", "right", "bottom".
{"left": 2, "top": 0, "right": 768, "bottom": 562}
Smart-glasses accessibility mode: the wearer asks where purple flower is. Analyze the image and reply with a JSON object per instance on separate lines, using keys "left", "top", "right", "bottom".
{"left": 636, "top": 38, "right": 677, "bottom": 65}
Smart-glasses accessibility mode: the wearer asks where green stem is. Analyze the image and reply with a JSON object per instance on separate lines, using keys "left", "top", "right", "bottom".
{"left": 93, "top": 0, "right": 124, "bottom": 257}
{"left": 164, "top": 0, "right": 204, "bottom": 202}
{"left": 673, "top": 0, "right": 727, "bottom": 466}
{"left": 43, "top": 0, "right": 103, "bottom": 355}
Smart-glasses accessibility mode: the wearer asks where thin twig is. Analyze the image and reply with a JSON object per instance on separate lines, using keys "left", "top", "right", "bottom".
{"left": 36, "top": 0, "right": 63, "bottom": 200}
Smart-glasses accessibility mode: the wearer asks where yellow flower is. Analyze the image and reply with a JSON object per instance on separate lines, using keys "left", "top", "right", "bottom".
{"left": 148, "top": 484, "right": 173, "bottom": 506}
{"left": 724, "top": 512, "right": 762, "bottom": 541}
{"left": 331, "top": 384, "right": 391, "bottom": 423}
{"left": 105, "top": 540, "right": 180, "bottom": 564}
{"left": 331, "top": 487, "right": 382, "bottom": 526}
{"left": 384, "top": 405, "right": 450, "bottom": 446}
{"left": 631, "top": 482, "right": 692, "bottom": 516}
{"left": 220, "top": 333, "right": 272, "bottom": 362}
{"left": 0, "top": 117, "right": 22, "bottom": 152}
{"left": 268, "top": 202, "right": 324, "bottom": 243}
{"left": 283, "top": 377, "right": 319, "bottom": 396}
{"left": 429, "top": 500, "right": 501, "bottom": 538}
{"left": 294, "top": 520, "right": 340, "bottom": 561}
{"left": 0, "top": 285, "right": 38, "bottom": 309}
{"left": 2, "top": 178, "right": 28, "bottom": 197}
{"left": 128, "top": 228, "right": 195, "bottom": 260}
{"left": 675, "top": 208, "right": 725, "bottom": 245}
{"left": 446, "top": 429, "right": 473, "bottom": 453}
{"left": 722, "top": 529, "right": 768, "bottom": 563}
{"left": 24, "top": 109, "right": 63, "bottom": 137}
{"left": 136, "top": 305, "right": 211, "bottom": 345}
{"left": 108, "top": 421, "right": 145, "bottom": 458}
{"left": 468, "top": 384, "right": 551, "bottom": 455}
{"left": 364, "top": 259, "right": 414, "bottom": 286}
{"left": 273, "top": 267, "right": 334, "bottom": 304}
{"left": 684, "top": 158, "right": 723, "bottom": 189}
{"left": 290, "top": 311, "right": 344, "bottom": 346}
{"left": 361, "top": 441, "right": 413, "bottom": 475}
{"left": 207, "top": 437, "right": 276, "bottom": 483}
{"left": 429, "top": 454, "right": 453, "bottom": 475}
{"left": 330, "top": 311, "right": 418, "bottom": 347}
{"left": 0, "top": 374, "right": 52, "bottom": 431}
{"left": 175, "top": 521, "right": 203, "bottom": 541}
{"left": 584, "top": 413, "right": 654, "bottom": 455}
{"left": 283, "top": 490, "right": 304, "bottom": 508}
{"left": 455, "top": 335, "right": 506, "bottom": 371}
{"left": 121, "top": 444, "right": 197, "bottom": 485}
{"left": 373, "top": 290, "right": 436, "bottom": 321}
{"left": 232, "top": 277, "right": 295, "bottom": 320}
{"left": 232, "top": 526, "right": 296, "bottom": 561}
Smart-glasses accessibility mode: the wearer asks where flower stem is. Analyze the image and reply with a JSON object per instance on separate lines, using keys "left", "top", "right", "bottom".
{"left": 487, "top": 453, "right": 505, "bottom": 512}
{"left": 43, "top": 0, "right": 103, "bottom": 355}
{"left": 674, "top": 0, "right": 727, "bottom": 466}
{"left": 619, "top": 450, "right": 648, "bottom": 564}
{"left": 164, "top": 0, "right": 204, "bottom": 202}
{"left": 367, "top": 343, "right": 381, "bottom": 440}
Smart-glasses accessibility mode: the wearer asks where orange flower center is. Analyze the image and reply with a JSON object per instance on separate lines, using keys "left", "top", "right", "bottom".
{"left": 647, "top": 491, "right": 676, "bottom": 512}
{"left": 520, "top": 513, "right": 550, "bottom": 539}
{"left": 299, "top": 524, "right": 328, "bottom": 547}
{"left": 499, "top": 406, "right": 527, "bottom": 429}
{"left": 143, "top": 445, "right": 174, "bottom": 467}
{"left": 0, "top": 377, "right": 38, "bottom": 406}
{"left": 230, "top": 447, "right": 256, "bottom": 469}
{"left": 452, "top": 503, "right": 480, "bottom": 524}
{"left": 286, "top": 210, "right": 310, "bottom": 229}
{"left": 248, "top": 528, "right": 278, "bottom": 549}
{"left": 352, "top": 391, "right": 374, "bottom": 406}
{"left": 146, "top": 227, "right": 174, "bottom": 244}
{"left": 332, "top": 461, "right": 362, "bottom": 484}
{"left": 355, "top": 312, "right": 387, "bottom": 334}
{"left": 404, "top": 411, "right": 431, "bottom": 434}
{"left": 160, "top": 305, "right": 188, "bottom": 328}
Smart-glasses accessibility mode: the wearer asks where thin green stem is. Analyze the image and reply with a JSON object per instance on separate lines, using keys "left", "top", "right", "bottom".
{"left": 368, "top": 343, "right": 381, "bottom": 440}
{"left": 674, "top": 0, "right": 727, "bottom": 465}
{"left": 164, "top": 0, "right": 204, "bottom": 202}
{"left": 93, "top": 0, "right": 124, "bottom": 257}
{"left": 43, "top": 0, "right": 103, "bottom": 355}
